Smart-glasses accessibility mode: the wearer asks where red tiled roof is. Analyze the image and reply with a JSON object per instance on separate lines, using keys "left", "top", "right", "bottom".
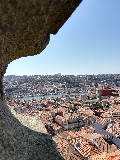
{"left": 90, "top": 150, "right": 120, "bottom": 160}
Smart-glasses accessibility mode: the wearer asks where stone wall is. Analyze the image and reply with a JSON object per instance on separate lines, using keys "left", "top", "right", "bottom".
{"left": 0, "top": 1, "right": 82, "bottom": 159}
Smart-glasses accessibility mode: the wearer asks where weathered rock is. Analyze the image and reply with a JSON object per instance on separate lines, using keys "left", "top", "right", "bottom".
{"left": 0, "top": 0, "right": 82, "bottom": 159}
{"left": 0, "top": 99, "right": 64, "bottom": 160}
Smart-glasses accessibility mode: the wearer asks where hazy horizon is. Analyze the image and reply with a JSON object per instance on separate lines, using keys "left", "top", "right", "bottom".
{"left": 4, "top": 73, "right": 120, "bottom": 77}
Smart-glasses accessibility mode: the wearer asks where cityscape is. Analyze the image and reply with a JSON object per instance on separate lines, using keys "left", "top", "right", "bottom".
{"left": 1, "top": 0, "right": 120, "bottom": 159}
{"left": 4, "top": 74, "right": 120, "bottom": 159}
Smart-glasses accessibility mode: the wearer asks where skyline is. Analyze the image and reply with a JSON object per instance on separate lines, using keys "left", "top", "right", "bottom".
{"left": 5, "top": 0, "right": 120, "bottom": 76}
{"left": 4, "top": 73, "right": 120, "bottom": 76}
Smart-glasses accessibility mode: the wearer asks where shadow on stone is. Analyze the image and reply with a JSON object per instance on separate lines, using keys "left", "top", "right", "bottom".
{"left": 0, "top": 99, "right": 64, "bottom": 160}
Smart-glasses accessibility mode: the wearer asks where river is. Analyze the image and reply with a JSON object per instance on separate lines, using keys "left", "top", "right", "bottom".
{"left": 17, "top": 93, "right": 81, "bottom": 100}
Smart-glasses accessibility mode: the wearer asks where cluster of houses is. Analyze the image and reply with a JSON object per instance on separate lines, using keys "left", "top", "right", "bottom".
{"left": 7, "top": 85, "right": 120, "bottom": 159}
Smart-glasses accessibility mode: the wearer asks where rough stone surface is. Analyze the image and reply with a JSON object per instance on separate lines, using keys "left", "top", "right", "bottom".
{"left": 0, "top": 99, "right": 63, "bottom": 160}
{"left": 0, "top": 0, "right": 82, "bottom": 159}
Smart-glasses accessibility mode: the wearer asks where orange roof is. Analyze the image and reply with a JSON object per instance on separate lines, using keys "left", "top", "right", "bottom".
{"left": 69, "top": 136, "right": 100, "bottom": 158}
{"left": 68, "top": 131, "right": 78, "bottom": 138}
{"left": 90, "top": 150, "right": 120, "bottom": 160}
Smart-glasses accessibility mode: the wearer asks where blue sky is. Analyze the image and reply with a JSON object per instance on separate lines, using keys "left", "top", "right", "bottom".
{"left": 5, "top": 0, "right": 120, "bottom": 76}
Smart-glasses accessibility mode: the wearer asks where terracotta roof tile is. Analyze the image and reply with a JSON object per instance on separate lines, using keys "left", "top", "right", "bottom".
{"left": 90, "top": 150, "right": 120, "bottom": 160}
